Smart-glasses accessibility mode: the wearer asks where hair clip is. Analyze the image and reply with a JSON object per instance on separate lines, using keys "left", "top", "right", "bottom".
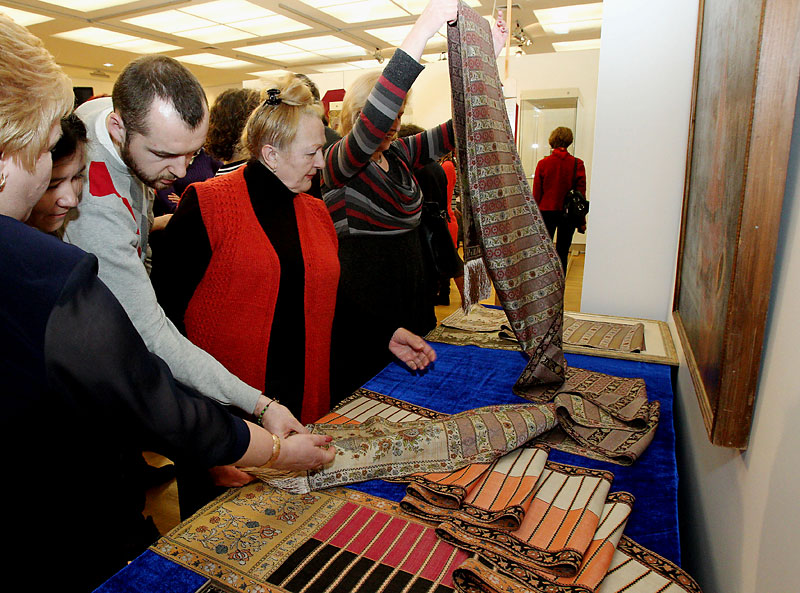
{"left": 264, "top": 88, "right": 282, "bottom": 106}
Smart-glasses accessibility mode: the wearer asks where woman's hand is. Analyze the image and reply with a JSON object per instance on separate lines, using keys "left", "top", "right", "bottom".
{"left": 492, "top": 10, "right": 508, "bottom": 58}
{"left": 209, "top": 465, "right": 256, "bottom": 487}
{"left": 272, "top": 433, "right": 336, "bottom": 472}
{"left": 389, "top": 327, "right": 437, "bottom": 371}
{"left": 258, "top": 399, "right": 308, "bottom": 437}
{"left": 401, "top": 0, "right": 459, "bottom": 60}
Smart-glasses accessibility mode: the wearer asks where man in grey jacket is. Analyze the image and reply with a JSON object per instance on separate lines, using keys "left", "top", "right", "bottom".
{"left": 63, "top": 56, "right": 313, "bottom": 487}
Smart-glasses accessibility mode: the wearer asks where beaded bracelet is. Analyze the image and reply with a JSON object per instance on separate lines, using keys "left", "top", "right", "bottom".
{"left": 256, "top": 397, "right": 278, "bottom": 427}
{"left": 263, "top": 433, "right": 281, "bottom": 468}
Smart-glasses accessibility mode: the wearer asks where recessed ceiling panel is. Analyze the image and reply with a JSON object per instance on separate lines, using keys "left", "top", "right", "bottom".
{"left": 182, "top": 0, "right": 276, "bottom": 23}
{"left": 54, "top": 27, "right": 182, "bottom": 52}
{"left": 312, "top": 0, "right": 409, "bottom": 24}
{"left": 233, "top": 15, "right": 311, "bottom": 36}
{"left": 313, "top": 62, "right": 361, "bottom": 72}
{"left": 552, "top": 38, "right": 601, "bottom": 52}
{"left": 236, "top": 36, "right": 365, "bottom": 64}
{"left": 37, "top": 0, "right": 141, "bottom": 11}
{"left": 177, "top": 53, "right": 257, "bottom": 68}
{"left": 0, "top": 6, "right": 53, "bottom": 26}
{"left": 123, "top": 1, "right": 308, "bottom": 44}
{"left": 175, "top": 24, "right": 255, "bottom": 43}
{"left": 534, "top": 3, "right": 602, "bottom": 35}
{"left": 122, "top": 11, "right": 212, "bottom": 34}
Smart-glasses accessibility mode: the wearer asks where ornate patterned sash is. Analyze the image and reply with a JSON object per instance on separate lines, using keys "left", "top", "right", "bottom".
{"left": 448, "top": 4, "right": 566, "bottom": 394}
{"left": 393, "top": 452, "right": 700, "bottom": 593}
{"left": 151, "top": 486, "right": 470, "bottom": 593}
{"left": 563, "top": 316, "right": 646, "bottom": 353}
{"left": 303, "top": 385, "right": 657, "bottom": 470}
{"left": 432, "top": 308, "right": 646, "bottom": 355}
{"left": 249, "top": 401, "right": 557, "bottom": 494}
{"left": 451, "top": 535, "right": 702, "bottom": 593}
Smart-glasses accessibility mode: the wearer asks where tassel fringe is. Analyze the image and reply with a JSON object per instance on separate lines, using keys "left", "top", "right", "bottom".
{"left": 462, "top": 257, "right": 493, "bottom": 311}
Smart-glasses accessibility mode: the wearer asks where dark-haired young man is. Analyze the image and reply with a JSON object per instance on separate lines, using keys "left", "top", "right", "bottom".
{"left": 64, "top": 56, "right": 313, "bottom": 468}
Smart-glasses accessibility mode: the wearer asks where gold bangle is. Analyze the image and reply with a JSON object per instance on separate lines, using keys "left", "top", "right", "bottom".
{"left": 263, "top": 433, "right": 281, "bottom": 468}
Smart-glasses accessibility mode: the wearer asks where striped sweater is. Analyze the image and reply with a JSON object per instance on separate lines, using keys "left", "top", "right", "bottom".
{"left": 322, "top": 49, "right": 455, "bottom": 235}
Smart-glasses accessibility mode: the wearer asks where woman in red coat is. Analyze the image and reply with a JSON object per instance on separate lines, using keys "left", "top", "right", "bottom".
{"left": 532, "top": 126, "right": 587, "bottom": 272}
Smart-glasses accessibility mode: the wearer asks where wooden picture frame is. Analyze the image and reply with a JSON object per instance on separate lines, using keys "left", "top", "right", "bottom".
{"left": 672, "top": 0, "right": 800, "bottom": 448}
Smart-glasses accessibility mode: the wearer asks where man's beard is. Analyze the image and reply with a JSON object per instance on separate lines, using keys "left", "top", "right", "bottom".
{"left": 119, "top": 136, "right": 175, "bottom": 190}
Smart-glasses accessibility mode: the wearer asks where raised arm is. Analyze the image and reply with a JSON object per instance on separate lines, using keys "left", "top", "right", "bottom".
{"left": 322, "top": 0, "right": 459, "bottom": 189}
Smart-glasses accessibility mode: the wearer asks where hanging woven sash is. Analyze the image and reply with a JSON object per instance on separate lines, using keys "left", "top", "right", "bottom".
{"left": 447, "top": 3, "right": 566, "bottom": 395}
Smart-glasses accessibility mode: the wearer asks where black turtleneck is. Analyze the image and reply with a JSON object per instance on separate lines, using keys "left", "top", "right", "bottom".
{"left": 151, "top": 160, "right": 306, "bottom": 419}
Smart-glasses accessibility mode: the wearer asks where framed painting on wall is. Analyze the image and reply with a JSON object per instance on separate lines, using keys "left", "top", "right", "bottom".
{"left": 672, "top": 0, "right": 800, "bottom": 448}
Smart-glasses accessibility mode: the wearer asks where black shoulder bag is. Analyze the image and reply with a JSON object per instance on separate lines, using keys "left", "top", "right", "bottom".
{"left": 420, "top": 200, "right": 462, "bottom": 278}
{"left": 563, "top": 157, "right": 589, "bottom": 226}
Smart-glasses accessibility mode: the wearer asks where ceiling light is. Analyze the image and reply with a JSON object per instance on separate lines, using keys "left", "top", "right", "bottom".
{"left": 236, "top": 42, "right": 300, "bottom": 58}
{"left": 313, "top": 62, "right": 361, "bottom": 73}
{"left": 276, "top": 52, "right": 314, "bottom": 64}
{"left": 123, "top": 11, "right": 212, "bottom": 34}
{"left": 55, "top": 27, "right": 134, "bottom": 46}
{"left": 552, "top": 38, "right": 601, "bottom": 52}
{"left": 299, "top": 0, "right": 351, "bottom": 7}
{"left": 175, "top": 25, "right": 255, "bottom": 44}
{"left": 236, "top": 36, "right": 366, "bottom": 63}
{"left": 103, "top": 62, "right": 114, "bottom": 67}
{"left": 397, "top": 0, "right": 479, "bottom": 13}
{"left": 534, "top": 3, "right": 602, "bottom": 35}
{"left": 248, "top": 69, "right": 291, "bottom": 78}
{"left": 176, "top": 53, "right": 257, "bottom": 69}
{"left": 123, "top": 1, "right": 308, "bottom": 44}
{"left": 366, "top": 24, "right": 446, "bottom": 47}
{"left": 232, "top": 15, "right": 311, "bottom": 36}
{"left": 37, "top": 0, "right": 140, "bottom": 11}
{"left": 113, "top": 38, "right": 181, "bottom": 53}
{"left": 542, "top": 19, "right": 601, "bottom": 35}
{"left": 54, "top": 27, "right": 182, "bottom": 53}
{"left": 293, "top": 35, "right": 354, "bottom": 51}
{"left": 0, "top": 6, "right": 53, "bottom": 26}
{"left": 365, "top": 24, "right": 412, "bottom": 46}
{"left": 182, "top": 0, "right": 276, "bottom": 23}
{"left": 311, "top": 0, "right": 408, "bottom": 24}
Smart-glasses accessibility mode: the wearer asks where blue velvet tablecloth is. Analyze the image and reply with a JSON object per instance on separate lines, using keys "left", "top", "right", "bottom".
{"left": 352, "top": 342, "right": 680, "bottom": 566}
{"left": 96, "top": 342, "right": 679, "bottom": 592}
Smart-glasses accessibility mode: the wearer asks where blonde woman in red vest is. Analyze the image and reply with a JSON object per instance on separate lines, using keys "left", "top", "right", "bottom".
{"left": 151, "top": 74, "right": 435, "bottom": 517}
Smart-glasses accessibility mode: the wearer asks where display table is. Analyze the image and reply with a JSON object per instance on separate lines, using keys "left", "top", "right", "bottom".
{"left": 96, "top": 342, "right": 679, "bottom": 593}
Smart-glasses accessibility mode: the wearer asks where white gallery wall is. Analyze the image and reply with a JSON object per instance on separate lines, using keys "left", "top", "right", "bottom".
{"left": 580, "top": 0, "right": 698, "bottom": 321}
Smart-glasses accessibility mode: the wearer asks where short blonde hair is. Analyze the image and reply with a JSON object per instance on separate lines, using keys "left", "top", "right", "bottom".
{"left": 337, "top": 71, "right": 380, "bottom": 137}
{"left": 0, "top": 13, "right": 73, "bottom": 171}
{"left": 243, "top": 74, "right": 323, "bottom": 159}
{"left": 338, "top": 71, "right": 410, "bottom": 137}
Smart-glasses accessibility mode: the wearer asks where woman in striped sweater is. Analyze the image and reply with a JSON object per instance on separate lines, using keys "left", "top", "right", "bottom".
{"left": 322, "top": 0, "right": 507, "bottom": 402}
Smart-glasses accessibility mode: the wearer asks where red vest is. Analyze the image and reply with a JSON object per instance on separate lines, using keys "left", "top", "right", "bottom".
{"left": 184, "top": 167, "right": 340, "bottom": 423}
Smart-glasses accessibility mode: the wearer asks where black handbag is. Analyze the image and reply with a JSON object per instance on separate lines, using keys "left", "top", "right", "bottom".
{"left": 420, "top": 200, "right": 461, "bottom": 278}
{"left": 563, "top": 157, "right": 589, "bottom": 226}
